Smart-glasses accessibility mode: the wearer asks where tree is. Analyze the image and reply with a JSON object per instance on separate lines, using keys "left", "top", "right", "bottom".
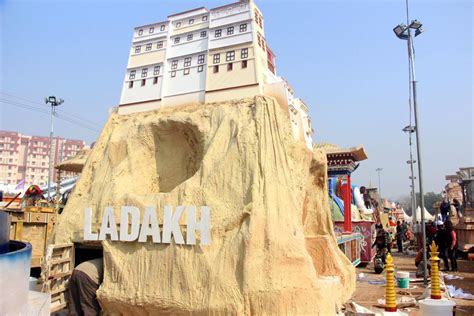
{"left": 396, "top": 192, "right": 442, "bottom": 215}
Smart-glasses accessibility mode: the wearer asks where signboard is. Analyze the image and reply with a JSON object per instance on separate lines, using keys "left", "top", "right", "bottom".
{"left": 83, "top": 206, "right": 210, "bottom": 245}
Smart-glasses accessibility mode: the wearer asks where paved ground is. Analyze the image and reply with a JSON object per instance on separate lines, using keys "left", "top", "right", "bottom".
{"left": 351, "top": 251, "right": 474, "bottom": 315}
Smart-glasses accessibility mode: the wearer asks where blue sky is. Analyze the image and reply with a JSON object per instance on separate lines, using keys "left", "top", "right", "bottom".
{"left": 0, "top": 0, "right": 472, "bottom": 199}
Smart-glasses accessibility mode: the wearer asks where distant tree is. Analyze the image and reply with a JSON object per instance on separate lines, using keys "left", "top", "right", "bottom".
{"left": 395, "top": 192, "right": 442, "bottom": 215}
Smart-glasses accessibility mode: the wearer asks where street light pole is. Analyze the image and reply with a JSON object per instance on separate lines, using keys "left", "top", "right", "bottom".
{"left": 376, "top": 168, "right": 383, "bottom": 198}
{"left": 393, "top": 1, "right": 428, "bottom": 285}
{"left": 45, "top": 96, "right": 64, "bottom": 203}
{"left": 404, "top": 126, "right": 417, "bottom": 222}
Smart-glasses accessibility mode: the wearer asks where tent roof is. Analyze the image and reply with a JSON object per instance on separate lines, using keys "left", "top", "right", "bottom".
{"left": 55, "top": 149, "right": 90, "bottom": 173}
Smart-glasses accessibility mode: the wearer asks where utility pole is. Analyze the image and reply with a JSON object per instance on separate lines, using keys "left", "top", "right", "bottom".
{"left": 393, "top": 0, "right": 427, "bottom": 285}
{"left": 376, "top": 168, "right": 383, "bottom": 198}
{"left": 45, "top": 96, "right": 64, "bottom": 202}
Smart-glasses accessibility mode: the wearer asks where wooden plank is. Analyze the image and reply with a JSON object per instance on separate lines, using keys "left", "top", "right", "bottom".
{"left": 15, "top": 221, "right": 23, "bottom": 240}
{"left": 48, "top": 271, "right": 73, "bottom": 280}
{"left": 51, "top": 257, "right": 72, "bottom": 265}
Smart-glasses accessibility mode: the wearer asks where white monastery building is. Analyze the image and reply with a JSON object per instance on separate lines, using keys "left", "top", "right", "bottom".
{"left": 118, "top": 0, "right": 313, "bottom": 149}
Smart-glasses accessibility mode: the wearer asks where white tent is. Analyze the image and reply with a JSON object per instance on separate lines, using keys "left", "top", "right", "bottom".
{"left": 403, "top": 209, "right": 412, "bottom": 222}
{"left": 413, "top": 206, "right": 435, "bottom": 222}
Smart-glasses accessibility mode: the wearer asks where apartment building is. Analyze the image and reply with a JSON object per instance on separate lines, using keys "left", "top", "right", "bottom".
{"left": 118, "top": 0, "right": 313, "bottom": 149}
{"left": 0, "top": 131, "right": 86, "bottom": 187}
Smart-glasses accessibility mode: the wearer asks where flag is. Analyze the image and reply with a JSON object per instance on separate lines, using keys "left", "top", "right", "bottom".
{"left": 15, "top": 179, "right": 25, "bottom": 190}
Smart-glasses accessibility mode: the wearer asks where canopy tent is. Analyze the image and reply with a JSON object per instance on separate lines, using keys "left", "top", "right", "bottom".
{"left": 55, "top": 149, "right": 90, "bottom": 173}
{"left": 413, "top": 206, "right": 435, "bottom": 222}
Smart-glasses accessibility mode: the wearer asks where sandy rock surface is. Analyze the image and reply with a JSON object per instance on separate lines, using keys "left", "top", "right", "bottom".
{"left": 53, "top": 96, "right": 355, "bottom": 315}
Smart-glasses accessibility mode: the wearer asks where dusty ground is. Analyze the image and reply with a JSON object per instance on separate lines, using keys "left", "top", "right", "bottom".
{"left": 351, "top": 251, "right": 474, "bottom": 315}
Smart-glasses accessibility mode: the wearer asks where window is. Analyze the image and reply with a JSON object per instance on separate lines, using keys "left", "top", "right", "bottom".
{"left": 135, "top": 45, "right": 141, "bottom": 53}
{"left": 171, "top": 71, "right": 176, "bottom": 77}
{"left": 213, "top": 54, "right": 220, "bottom": 64}
{"left": 198, "top": 54, "right": 205, "bottom": 64}
{"left": 200, "top": 31, "right": 207, "bottom": 38}
{"left": 129, "top": 81, "right": 134, "bottom": 88}
{"left": 187, "top": 34, "right": 193, "bottom": 41}
{"left": 149, "top": 27, "right": 154, "bottom": 33}
{"left": 226, "top": 51, "right": 235, "bottom": 61}
{"left": 213, "top": 65, "right": 219, "bottom": 73}
{"left": 171, "top": 60, "right": 178, "bottom": 69}
{"left": 202, "top": 15, "right": 208, "bottom": 21}
{"left": 129, "top": 70, "right": 136, "bottom": 80}
{"left": 242, "top": 60, "right": 248, "bottom": 68}
{"left": 141, "top": 68, "right": 148, "bottom": 78}
{"left": 153, "top": 77, "right": 158, "bottom": 84}
{"left": 198, "top": 65, "right": 204, "bottom": 72}
{"left": 174, "top": 37, "right": 180, "bottom": 44}
{"left": 184, "top": 57, "right": 191, "bottom": 67}
{"left": 176, "top": 22, "right": 181, "bottom": 28}
{"left": 157, "top": 41, "right": 163, "bottom": 49}
{"left": 239, "top": 24, "right": 247, "bottom": 32}
{"left": 184, "top": 68, "right": 190, "bottom": 75}
{"left": 227, "top": 63, "right": 233, "bottom": 71}
{"left": 189, "top": 19, "right": 194, "bottom": 25}
{"left": 141, "top": 79, "right": 146, "bottom": 86}
{"left": 215, "top": 29, "right": 222, "bottom": 38}
{"left": 138, "top": 29, "right": 143, "bottom": 36}
{"left": 153, "top": 66, "right": 160, "bottom": 75}
{"left": 160, "top": 25, "right": 166, "bottom": 31}
{"left": 146, "top": 43, "right": 152, "bottom": 51}
{"left": 227, "top": 26, "right": 234, "bottom": 35}
{"left": 241, "top": 48, "right": 248, "bottom": 59}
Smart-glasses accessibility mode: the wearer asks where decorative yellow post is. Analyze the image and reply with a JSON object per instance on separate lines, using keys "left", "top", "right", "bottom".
{"left": 385, "top": 253, "right": 397, "bottom": 312}
{"left": 430, "top": 241, "right": 442, "bottom": 299}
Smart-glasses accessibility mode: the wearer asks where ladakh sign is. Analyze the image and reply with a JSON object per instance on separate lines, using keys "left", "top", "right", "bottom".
{"left": 84, "top": 206, "right": 210, "bottom": 245}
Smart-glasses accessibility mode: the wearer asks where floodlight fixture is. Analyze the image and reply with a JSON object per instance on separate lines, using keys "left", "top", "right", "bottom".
{"left": 409, "top": 19, "right": 423, "bottom": 30}
{"left": 393, "top": 23, "right": 408, "bottom": 39}
{"left": 414, "top": 27, "right": 424, "bottom": 37}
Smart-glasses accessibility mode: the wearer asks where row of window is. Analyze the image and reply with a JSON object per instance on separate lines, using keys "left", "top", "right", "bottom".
{"left": 137, "top": 24, "right": 166, "bottom": 36}
{"left": 212, "top": 60, "right": 248, "bottom": 73}
{"left": 213, "top": 49, "right": 248, "bottom": 64}
{"left": 129, "top": 65, "right": 161, "bottom": 80}
{"left": 257, "top": 33, "right": 266, "bottom": 51}
{"left": 134, "top": 40, "right": 165, "bottom": 54}
{"left": 175, "top": 15, "right": 208, "bottom": 28}
{"left": 214, "top": 23, "right": 247, "bottom": 38}
{"left": 174, "top": 31, "right": 207, "bottom": 44}
{"left": 171, "top": 54, "right": 206, "bottom": 69}
{"left": 128, "top": 76, "right": 160, "bottom": 88}
{"left": 254, "top": 10, "right": 263, "bottom": 29}
{"left": 128, "top": 60, "right": 249, "bottom": 88}
{"left": 171, "top": 65, "right": 205, "bottom": 77}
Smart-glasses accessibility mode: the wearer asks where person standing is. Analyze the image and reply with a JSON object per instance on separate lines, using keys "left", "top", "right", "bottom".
{"left": 434, "top": 223, "right": 449, "bottom": 271}
{"left": 413, "top": 221, "right": 421, "bottom": 250}
{"left": 453, "top": 198, "right": 462, "bottom": 218}
{"left": 396, "top": 221, "right": 403, "bottom": 253}
{"left": 445, "top": 221, "right": 458, "bottom": 272}
{"left": 402, "top": 220, "right": 408, "bottom": 241}
{"left": 440, "top": 199, "right": 451, "bottom": 222}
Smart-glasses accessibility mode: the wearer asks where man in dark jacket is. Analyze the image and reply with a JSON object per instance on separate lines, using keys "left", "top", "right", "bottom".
{"left": 434, "top": 223, "right": 449, "bottom": 271}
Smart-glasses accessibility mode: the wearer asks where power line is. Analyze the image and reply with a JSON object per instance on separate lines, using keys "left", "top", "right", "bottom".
{"left": 0, "top": 98, "right": 101, "bottom": 133}
{"left": 0, "top": 91, "right": 102, "bottom": 128}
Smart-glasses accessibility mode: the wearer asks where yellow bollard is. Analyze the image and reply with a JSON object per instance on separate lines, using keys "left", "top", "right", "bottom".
{"left": 385, "top": 253, "right": 397, "bottom": 312}
{"left": 429, "top": 241, "right": 442, "bottom": 299}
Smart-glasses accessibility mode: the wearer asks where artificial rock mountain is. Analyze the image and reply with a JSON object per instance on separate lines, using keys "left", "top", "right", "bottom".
{"left": 53, "top": 96, "right": 356, "bottom": 315}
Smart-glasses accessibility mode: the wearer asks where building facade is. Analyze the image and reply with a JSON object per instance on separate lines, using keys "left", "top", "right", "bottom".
{"left": 0, "top": 131, "right": 86, "bottom": 187}
{"left": 118, "top": 0, "right": 313, "bottom": 150}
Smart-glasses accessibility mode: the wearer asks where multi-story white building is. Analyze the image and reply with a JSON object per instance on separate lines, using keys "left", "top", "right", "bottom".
{"left": 0, "top": 131, "right": 86, "bottom": 187}
{"left": 118, "top": 0, "right": 313, "bottom": 150}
